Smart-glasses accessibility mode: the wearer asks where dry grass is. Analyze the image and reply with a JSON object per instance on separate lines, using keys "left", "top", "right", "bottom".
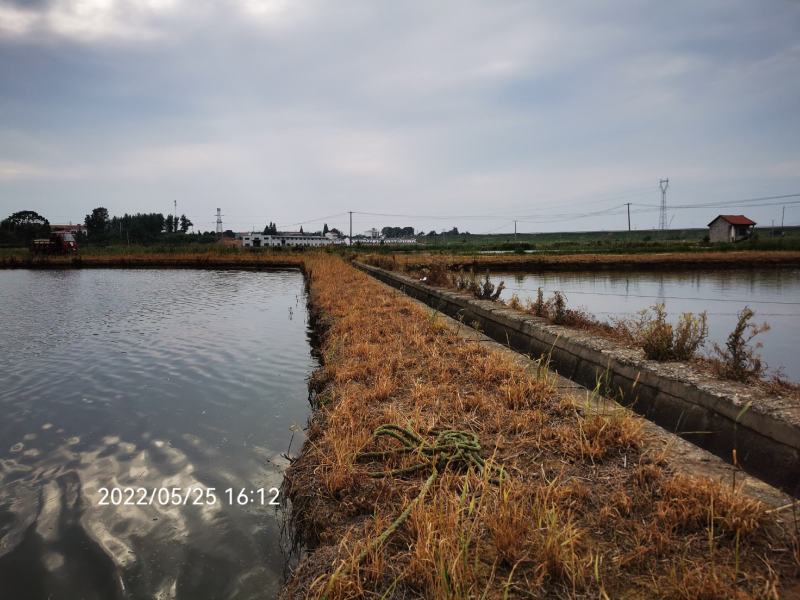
{"left": 282, "top": 255, "right": 799, "bottom": 599}
{"left": 0, "top": 247, "right": 306, "bottom": 268}
{"left": 364, "top": 250, "right": 800, "bottom": 273}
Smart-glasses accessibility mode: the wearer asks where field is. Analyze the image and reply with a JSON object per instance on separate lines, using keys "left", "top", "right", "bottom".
{"left": 357, "top": 225, "right": 800, "bottom": 255}
{"left": 282, "top": 254, "right": 799, "bottom": 599}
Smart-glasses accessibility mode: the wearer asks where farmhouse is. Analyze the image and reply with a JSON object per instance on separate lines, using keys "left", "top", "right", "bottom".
{"left": 707, "top": 214, "right": 756, "bottom": 243}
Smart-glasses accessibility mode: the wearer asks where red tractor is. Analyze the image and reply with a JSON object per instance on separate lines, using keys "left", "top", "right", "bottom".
{"left": 31, "top": 232, "right": 79, "bottom": 255}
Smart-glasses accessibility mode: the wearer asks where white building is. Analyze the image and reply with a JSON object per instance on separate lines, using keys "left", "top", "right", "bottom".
{"left": 352, "top": 235, "right": 418, "bottom": 245}
{"left": 241, "top": 233, "right": 333, "bottom": 248}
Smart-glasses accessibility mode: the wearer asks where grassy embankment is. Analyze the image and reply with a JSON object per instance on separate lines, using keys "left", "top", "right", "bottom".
{"left": 366, "top": 249, "right": 800, "bottom": 273}
{"left": 0, "top": 245, "right": 306, "bottom": 269}
{"left": 284, "top": 254, "right": 799, "bottom": 598}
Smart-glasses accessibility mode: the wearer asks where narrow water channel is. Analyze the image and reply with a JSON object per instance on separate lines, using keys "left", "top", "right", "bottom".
{"left": 489, "top": 268, "right": 800, "bottom": 382}
{"left": 0, "top": 269, "right": 317, "bottom": 600}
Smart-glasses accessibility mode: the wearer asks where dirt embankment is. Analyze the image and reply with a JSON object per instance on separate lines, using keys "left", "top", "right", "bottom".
{"left": 0, "top": 250, "right": 305, "bottom": 269}
{"left": 373, "top": 250, "right": 800, "bottom": 273}
{"left": 282, "top": 255, "right": 799, "bottom": 599}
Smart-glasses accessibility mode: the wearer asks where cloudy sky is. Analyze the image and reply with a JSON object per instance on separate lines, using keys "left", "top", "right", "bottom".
{"left": 1, "top": 0, "right": 799, "bottom": 234}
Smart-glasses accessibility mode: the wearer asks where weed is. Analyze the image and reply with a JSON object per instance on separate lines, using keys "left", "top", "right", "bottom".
{"left": 455, "top": 269, "right": 505, "bottom": 300}
{"left": 640, "top": 304, "right": 676, "bottom": 360}
{"left": 673, "top": 311, "right": 709, "bottom": 359}
{"left": 616, "top": 303, "right": 708, "bottom": 361}
{"left": 550, "top": 290, "right": 567, "bottom": 324}
{"left": 422, "top": 262, "right": 453, "bottom": 287}
{"left": 506, "top": 293, "right": 522, "bottom": 310}
{"left": 712, "top": 306, "right": 770, "bottom": 382}
{"left": 530, "top": 286, "right": 546, "bottom": 316}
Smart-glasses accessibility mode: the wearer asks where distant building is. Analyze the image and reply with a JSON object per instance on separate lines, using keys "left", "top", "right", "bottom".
{"left": 51, "top": 223, "right": 87, "bottom": 235}
{"left": 351, "top": 235, "right": 417, "bottom": 245}
{"left": 708, "top": 215, "right": 756, "bottom": 243}
{"left": 241, "top": 233, "right": 332, "bottom": 248}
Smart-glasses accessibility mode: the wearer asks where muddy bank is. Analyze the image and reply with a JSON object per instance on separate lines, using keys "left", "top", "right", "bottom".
{"left": 0, "top": 251, "right": 305, "bottom": 270}
{"left": 281, "top": 255, "right": 799, "bottom": 599}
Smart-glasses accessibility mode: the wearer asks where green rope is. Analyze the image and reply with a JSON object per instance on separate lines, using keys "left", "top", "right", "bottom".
{"left": 322, "top": 424, "right": 504, "bottom": 597}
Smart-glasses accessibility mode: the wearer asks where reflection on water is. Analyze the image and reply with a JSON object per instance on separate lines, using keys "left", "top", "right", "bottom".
{"left": 490, "top": 268, "right": 800, "bottom": 382}
{"left": 0, "top": 269, "right": 316, "bottom": 600}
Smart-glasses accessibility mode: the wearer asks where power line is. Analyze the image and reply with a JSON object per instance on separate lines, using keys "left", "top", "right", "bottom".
{"left": 216, "top": 191, "right": 800, "bottom": 232}
{"left": 276, "top": 211, "right": 349, "bottom": 229}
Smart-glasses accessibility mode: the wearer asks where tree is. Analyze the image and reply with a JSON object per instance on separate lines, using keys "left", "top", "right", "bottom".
{"left": 85, "top": 207, "right": 109, "bottom": 237}
{"left": 299, "top": 226, "right": 304, "bottom": 235}
{"left": 323, "top": 223, "right": 329, "bottom": 235}
{"left": 0, "top": 210, "right": 50, "bottom": 244}
{"left": 381, "top": 226, "right": 415, "bottom": 238}
{"left": 179, "top": 214, "right": 193, "bottom": 233}
{"left": 110, "top": 212, "right": 165, "bottom": 243}
{"left": 263, "top": 222, "right": 278, "bottom": 235}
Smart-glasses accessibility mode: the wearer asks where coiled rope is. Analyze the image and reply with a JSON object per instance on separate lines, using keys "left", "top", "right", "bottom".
{"left": 322, "top": 424, "right": 504, "bottom": 596}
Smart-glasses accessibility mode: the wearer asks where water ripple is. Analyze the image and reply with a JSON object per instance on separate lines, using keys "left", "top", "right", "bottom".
{"left": 0, "top": 269, "right": 316, "bottom": 600}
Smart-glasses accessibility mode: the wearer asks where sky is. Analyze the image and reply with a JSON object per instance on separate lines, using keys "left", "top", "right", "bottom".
{"left": 1, "top": 0, "right": 799, "bottom": 235}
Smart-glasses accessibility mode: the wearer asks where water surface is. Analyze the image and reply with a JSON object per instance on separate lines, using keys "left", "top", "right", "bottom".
{"left": 0, "top": 269, "right": 316, "bottom": 600}
{"left": 490, "top": 268, "right": 800, "bottom": 381}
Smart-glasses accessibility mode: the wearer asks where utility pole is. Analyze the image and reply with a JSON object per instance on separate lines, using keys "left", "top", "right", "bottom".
{"left": 514, "top": 220, "right": 517, "bottom": 241}
{"left": 782, "top": 206, "right": 786, "bottom": 230}
{"left": 349, "top": 211, "right": 353, "bottom": 246}
{"left": 215, "top": 208, "right": 223, "bottom": 237}
{"left": 658, "top": 178, "right": 669, "bottom": 231}
{"left": 174, "top": 199, "right": 177, "bottom": 215}
{"left": 625, "top": 203, "right": 631, "bottom": 232}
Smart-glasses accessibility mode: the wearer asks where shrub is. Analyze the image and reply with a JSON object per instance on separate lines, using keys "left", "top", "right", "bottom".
{"left": 620, "top": 304, "right": 708, "bottom": 361}
{"left": 550, "top": 291, "right": 567, "bottom": 325}
{"left": 423, "top": 262, "right": 453, "bottom": 287}
{"left": 369, "top": 254, "right": 397, "bottom": 271}
{"left": 529, "top": 287, "right": 546, "bottom": 317}
{"left": 454, "top": 270, "right": 505, "bottom": 301}
{"left": 640, "top": 304, "right": 675, "bottom": 360}
{"left": 713, "top": 307, "right": 770, "bottom": 382}
{"left": 673, "top": 311, "right": 708, "bottom": 360}
{"left": 506, "top": 293, "right": 522, "bottom": 310}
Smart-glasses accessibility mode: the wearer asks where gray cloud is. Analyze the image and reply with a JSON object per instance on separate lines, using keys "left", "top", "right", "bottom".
{"left": 1, "top": 0, "right": 799, "bottom": 233}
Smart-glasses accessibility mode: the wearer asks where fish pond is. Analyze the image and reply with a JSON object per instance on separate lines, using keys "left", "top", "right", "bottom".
{"left": 488, "top": 268, "right": 800, "bottom": 382}
{"left": 0, "top": 269, "right": 316, "bottom": 600}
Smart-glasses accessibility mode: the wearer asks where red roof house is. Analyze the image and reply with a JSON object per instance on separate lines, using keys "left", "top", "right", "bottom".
{"left": 708, "top": 215, "right": 756, "bottom": 243}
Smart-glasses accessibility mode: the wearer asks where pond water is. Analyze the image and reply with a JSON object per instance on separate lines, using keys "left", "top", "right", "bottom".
{"left": 489, "top": 268, "right": 800, "bottom": 382}
{"left": 0, "top": 269, "right": 316, "bottom": 600}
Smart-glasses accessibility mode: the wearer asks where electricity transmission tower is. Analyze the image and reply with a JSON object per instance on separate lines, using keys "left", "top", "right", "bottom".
{"left": 658, "top": 178, "right": 669, "bottom": 230}
{"left": 215, "top": 208, "right": 223, "bottom": 236}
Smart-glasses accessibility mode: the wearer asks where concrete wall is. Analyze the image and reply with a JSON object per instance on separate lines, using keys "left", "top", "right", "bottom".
{"left": 709, "top": 218, "right": 732, "bottom": 243}
{"left": 356, "top": 262, "right": 800, "bottom": 496}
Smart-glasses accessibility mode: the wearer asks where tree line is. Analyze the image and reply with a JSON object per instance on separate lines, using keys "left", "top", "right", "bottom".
{"left": 1, "top": 207, "right": 204, "bottom": 246}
